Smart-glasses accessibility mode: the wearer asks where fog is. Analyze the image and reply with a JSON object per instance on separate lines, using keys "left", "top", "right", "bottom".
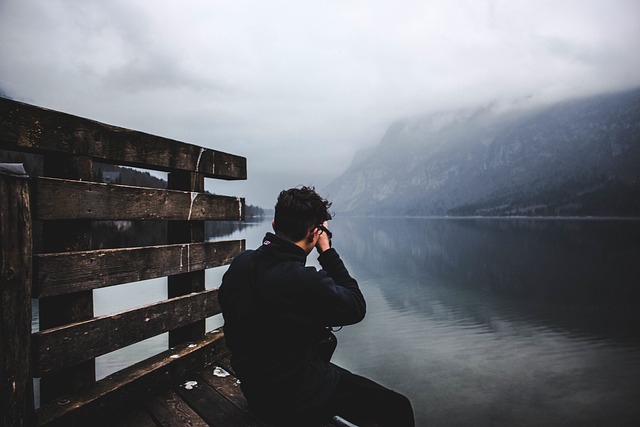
{"left": 1, "top": 0, "right": 639, "bottom": 207}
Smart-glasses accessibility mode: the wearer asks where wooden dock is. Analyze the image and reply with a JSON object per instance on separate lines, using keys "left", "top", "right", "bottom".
{"left": 0, "top": 97, "right": 285, "bottom": 426}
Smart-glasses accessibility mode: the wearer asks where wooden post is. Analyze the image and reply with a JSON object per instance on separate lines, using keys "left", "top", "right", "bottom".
{"left": 167, "top": 170, "right": 206, "bottom": 347}
{"left": 1, "top": 170, "right": 35, "bottom": 427}
{"left": 38, "top": 154, "right": 95, "bottom": 403}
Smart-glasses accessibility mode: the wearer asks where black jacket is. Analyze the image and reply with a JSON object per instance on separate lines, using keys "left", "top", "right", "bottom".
{"left": 218, "top": 232, "right": 366, "bottom": 416}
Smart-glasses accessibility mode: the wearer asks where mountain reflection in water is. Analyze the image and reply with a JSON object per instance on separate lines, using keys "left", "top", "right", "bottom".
{"left": 328, "top": 217, "right": 640, "bottom": 427}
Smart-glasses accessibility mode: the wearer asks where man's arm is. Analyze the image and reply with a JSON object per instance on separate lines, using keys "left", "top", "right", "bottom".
{"left": 315, "top": 247, "right": 366, "bottom": 326}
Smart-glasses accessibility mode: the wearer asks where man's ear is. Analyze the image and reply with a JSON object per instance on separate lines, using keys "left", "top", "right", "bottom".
{"left": 272, "top": 220, "right": 276, "bottom": 232}
{"left": 306, "top": 227, "right": 317, "bottom": 243}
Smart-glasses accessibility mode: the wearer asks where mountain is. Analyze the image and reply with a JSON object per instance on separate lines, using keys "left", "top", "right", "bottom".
{"left": 324, "top": 88, "right": 640, "bottom": 217}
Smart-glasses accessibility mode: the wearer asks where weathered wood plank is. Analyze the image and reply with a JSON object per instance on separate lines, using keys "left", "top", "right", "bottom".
{"left": 0, "top": 171, "right": 35, "bottom": 427}
{"left": 93, "top": 406, "right": 159, "bottom": 427}
{"left": 36, "top": 330, "right": 229, "bottom": 427}
{"left": 34, "top": 177, "right": 244, "bottom": 221}
{"left": 199, "top": 366, "right": 251, "bottom": 414}
{"left": 0, "top": 97, "right": 247, "bottom": 180}
{"left": 38, "top": 153, "right": 96, "bottom": 402}
{"left": 168, "top": 169, "right": 206, "bottom": 348}
{"left": 33, "top": 290, "right": 221, "bottom": 376}
{"left": 34, "top": 240, "right": 244, "bottom": 297}
{"left": 145, "top": 389, "right": 209, "bottom": 427}
{"left": 174, "top": 374, "right": 261, "bottom": 427}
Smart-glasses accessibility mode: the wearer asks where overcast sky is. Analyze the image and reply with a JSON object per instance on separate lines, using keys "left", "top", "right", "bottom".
{"left": 2, "top": 0, "right": 639, "bottom": 207}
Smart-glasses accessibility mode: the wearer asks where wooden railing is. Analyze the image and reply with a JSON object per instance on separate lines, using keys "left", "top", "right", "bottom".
{"left": 0, "top": 97, "right": 247, "bottom": 426}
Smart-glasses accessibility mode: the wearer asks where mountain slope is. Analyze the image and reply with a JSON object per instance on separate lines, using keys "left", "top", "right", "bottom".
{"left": 324, "top": 88, "right": 640, "bottom": 216}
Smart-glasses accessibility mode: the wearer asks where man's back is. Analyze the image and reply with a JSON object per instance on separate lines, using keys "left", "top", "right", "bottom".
{"left": 218, "top": 232, "right": 365, "bottom": 418}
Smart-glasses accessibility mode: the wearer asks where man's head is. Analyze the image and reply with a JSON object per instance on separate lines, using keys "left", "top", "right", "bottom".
{"left": 273, "top": 186, "right": 332, "bottom": 243}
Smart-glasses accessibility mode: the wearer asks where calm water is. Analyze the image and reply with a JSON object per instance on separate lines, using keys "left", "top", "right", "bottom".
{"left": 34, "top": 217, "right": 640, "bottom": 426}
{"left": 327, "top": 217, "right": 640, "bottom": 427}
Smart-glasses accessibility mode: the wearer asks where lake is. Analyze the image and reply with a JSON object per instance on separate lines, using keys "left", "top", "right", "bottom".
{"left": 34, "top": 217, "right": 640, "bottom": 426}
{"left": 325, "top": 217, "right": 640, "bottom": 426}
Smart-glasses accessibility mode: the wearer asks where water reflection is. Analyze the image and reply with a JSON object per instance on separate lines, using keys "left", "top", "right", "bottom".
{"left": 328, "top": 217, "right": 640, "bottom": 426}
{"left": 335, "top": 217, "right": 640, "bottom": 345}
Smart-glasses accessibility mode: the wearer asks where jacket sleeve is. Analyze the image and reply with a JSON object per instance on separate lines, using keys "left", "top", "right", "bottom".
{"left": 312, "top": 248, "right": 366, "bottom": 326}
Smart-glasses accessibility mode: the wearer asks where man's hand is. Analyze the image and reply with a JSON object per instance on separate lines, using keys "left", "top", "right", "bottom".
{"left": 315, "top": 221, "right": 332, "bottom": 253}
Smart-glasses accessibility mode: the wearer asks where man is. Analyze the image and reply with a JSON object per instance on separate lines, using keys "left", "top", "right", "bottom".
{"left": 219, "top": 186, "right": 414, "bottom": 426}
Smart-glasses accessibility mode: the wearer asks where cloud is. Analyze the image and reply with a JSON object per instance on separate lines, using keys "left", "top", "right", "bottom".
{"left": 2, "top": 0, "right": 639, "bottom": 206}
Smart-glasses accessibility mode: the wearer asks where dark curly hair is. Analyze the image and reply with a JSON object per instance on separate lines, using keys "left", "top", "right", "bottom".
{"left": 273, "top": 186, "right": 333, "bottom": 242}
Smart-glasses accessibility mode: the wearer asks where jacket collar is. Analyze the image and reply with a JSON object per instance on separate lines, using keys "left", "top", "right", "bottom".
{"left": 259, "top": 232, "right": 307, "bottom": 262}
